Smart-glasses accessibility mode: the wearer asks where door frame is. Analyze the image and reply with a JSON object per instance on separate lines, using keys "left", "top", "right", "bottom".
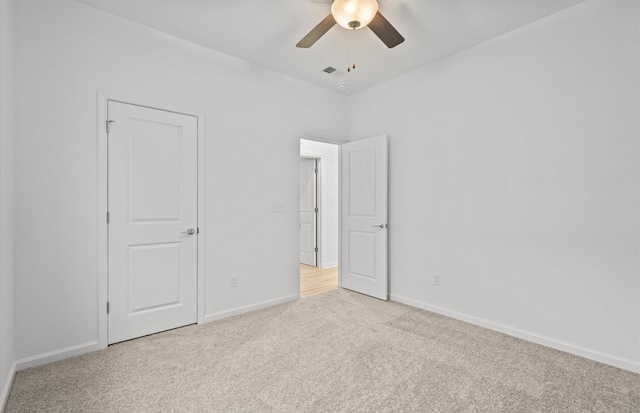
{"left": 299, "top": 156, "right": 320, "bottom": 267}
{"left": 299, "top": 135, "right": 389, "bottom": 297}
{"left": 299, "top": 137, "right": 343, "bottom": 289}
{"left": 96, "top": 90, "right": 206, "bottom": 349}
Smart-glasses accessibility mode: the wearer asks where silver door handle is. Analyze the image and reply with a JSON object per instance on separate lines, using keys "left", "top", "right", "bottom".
{"left": 372, "top": 224, "right": 385, "bottom": 229}
{"left": 181, "top": 228, "right": 195, "bottom": 235}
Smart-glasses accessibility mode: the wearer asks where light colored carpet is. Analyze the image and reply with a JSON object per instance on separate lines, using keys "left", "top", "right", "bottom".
{"left": 6, "top": 289, "right": 640, "bottom": 412}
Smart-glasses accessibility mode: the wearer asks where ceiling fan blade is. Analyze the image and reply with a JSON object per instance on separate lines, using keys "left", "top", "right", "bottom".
{"left": 296, "top": 14, "right": 337, "bottom": 48}
{"left": 367, "top": 11, "right": 405, "bottom": 48}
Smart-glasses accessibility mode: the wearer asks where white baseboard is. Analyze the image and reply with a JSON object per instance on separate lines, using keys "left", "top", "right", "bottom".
{"left": 321, "top": 262, "right": 338, "bottom": 269}
{"left": 389, "top": 294, "right": 640, "bottom": 374}
{"left": 14, "top": 341, "right": 100, "bottom": 372}
{"left": 204, "top": 294, "right": 298, "bottom": 323}
{"left": 0, "top": 361, "right": 16, "bottom": 412}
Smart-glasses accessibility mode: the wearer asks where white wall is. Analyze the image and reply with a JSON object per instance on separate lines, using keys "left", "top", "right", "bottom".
{"left": 8, "top": 0, "right": 639, "bottom": 378}
{"left": 0, "top": 0, "right": 15, "bottom": 406}
{"left": 13, "top": 0, "right": 347, "bottom": 364}
{"left": 301, "top": 139, "right": 339, "bottom": 268}
{"left": 348, "top": 0, "right": 640, "bottom": 371}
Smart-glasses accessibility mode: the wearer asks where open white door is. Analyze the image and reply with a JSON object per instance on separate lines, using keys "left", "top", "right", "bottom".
{"left": 300, "top": 158, "right": 317, "bottom": 266}
{"left": 341, "top": 135, "right": 388, "bottom": 300}
{"left": 107, "top": 101, "right": 198, "bottom": 344}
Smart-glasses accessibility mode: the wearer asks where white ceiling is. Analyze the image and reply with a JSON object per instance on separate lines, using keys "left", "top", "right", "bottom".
{"left": 73, "top": 0, "right": 587, "bottom": 95}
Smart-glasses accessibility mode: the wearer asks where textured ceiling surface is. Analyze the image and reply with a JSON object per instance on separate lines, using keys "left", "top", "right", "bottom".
{"left": 73, "top": 0, "right": 587, "bottom": 94}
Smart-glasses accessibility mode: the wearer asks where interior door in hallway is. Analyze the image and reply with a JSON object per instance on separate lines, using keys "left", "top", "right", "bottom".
{"left": 107, "top": 101, "right": 198, "bottom": 344}
{"left": 300, "top": 158, "right": 317, "bottom": 266}
{"left": 341, "top": 135, "right": 388, "bottom": 300}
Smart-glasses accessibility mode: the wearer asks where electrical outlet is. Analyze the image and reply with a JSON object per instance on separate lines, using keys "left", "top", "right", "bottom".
{"left": 231, "top": 276, "right": 239, "bottom": 288}
{"left": 434, "top": 274, "right": 441, "bottom": 286}
{"left": 272, "top": 203, "right": 285, "bottom": 213}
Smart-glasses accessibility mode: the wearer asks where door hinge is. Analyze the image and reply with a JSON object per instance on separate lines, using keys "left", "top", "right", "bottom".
{"left": 106, "top": 120, "right": 115, "bottom": 133}
{"left": 314, "top": 168, "right": 318, "bottom": 174}
{"left": 314, "top": 207, "right": 318, "bottom": 213}
{"left": 106, "top": 302, "right": 110, "bottom": 314}
{"left": 315, "top": 247, "right": 318, "bottom": 253}
{"left": 197, "top": 227, "right": 200, "bottom": 234}
{"left": 106, "top": 211, "right": 110, "bottom": 224}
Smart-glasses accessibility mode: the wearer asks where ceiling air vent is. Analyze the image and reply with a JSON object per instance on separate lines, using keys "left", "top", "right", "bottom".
{"left": 323, "top": 66, "right": 337, "bottom": 74}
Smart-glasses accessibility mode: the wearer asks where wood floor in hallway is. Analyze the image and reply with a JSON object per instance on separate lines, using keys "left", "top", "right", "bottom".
{"left": 300, "top": 264, "right": 339, "bottom": 298}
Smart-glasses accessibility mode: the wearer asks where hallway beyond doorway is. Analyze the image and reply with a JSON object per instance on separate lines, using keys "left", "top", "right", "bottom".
{"left": 300, "top": 265, "right": 338, "bottom": 298}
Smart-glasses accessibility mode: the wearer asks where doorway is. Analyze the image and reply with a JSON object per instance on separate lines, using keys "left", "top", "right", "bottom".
{"left": 299, "top": 135, "right": 389, "bottom": 300}
{"left": 300, "top": 139, "right": 340, "bottom": 297}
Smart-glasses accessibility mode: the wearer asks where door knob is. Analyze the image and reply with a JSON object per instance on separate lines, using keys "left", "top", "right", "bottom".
{"left": 372, "top": 224, "right": 385, "bottom": 229}
{"left": 181, "top": 228, "right": 196, "bottom": 235}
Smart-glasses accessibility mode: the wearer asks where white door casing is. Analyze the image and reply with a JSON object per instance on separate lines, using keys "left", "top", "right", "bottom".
{"left": 341, "top": 135, "right": 388, "bottom": 300}
{"left": 300, "top": 158, "right": 317, "bottom": 266}
{"left": 107, "top": 101, "right": 198, "bottom": 344}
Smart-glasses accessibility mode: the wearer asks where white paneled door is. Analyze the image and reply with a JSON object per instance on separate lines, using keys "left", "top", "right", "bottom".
{"left": 300, "top": 158, "right": 317, "bottom": 266}
{"left": 341, "top": 135, "right": 388, "bottom": 300}
{"left": 107, "top": 101, "right": 198, "bottom": 344}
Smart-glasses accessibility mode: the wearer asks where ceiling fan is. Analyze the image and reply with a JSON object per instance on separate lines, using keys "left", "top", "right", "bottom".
{"left": 297, "top": 0, "right": 405, "bottom": 49}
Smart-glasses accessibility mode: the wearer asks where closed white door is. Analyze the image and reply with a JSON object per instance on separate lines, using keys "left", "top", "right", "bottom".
{"left": 107, "top": 101, "right": 198, "bottom": 344}
{"left": 300, "top": 158, "right": 317, "bottom": 266}
{"left": 341, "top": 135, "right": 388, "bottom": 300}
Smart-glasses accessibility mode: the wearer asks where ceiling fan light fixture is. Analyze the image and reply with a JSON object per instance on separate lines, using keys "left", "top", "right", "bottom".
{"left": 331, "top": 0, "right": 379, "bottom": 30}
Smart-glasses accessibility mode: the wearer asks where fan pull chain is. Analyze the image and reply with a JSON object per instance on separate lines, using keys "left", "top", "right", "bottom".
{"left": 347, "top": 34, "right": 351, "bottom": 72}
{"left": 347, "top": 31, "right": 357, "bottom": 73}
{"left": 353, "top": 38, "right": 356, "bottom": 70}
